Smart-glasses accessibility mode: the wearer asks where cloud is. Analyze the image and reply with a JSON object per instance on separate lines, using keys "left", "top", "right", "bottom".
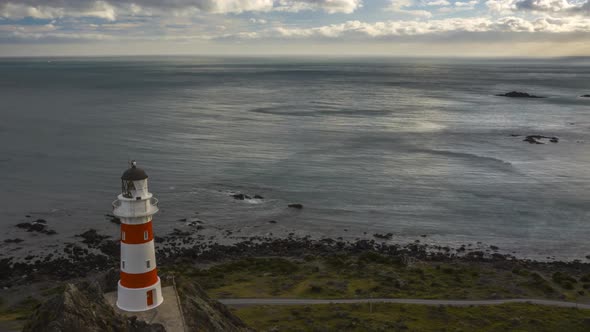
{"left": 487, "top": 0, "right": 590, "bottom": 16}
{"left": 221, "top": 16, "right": 590, "bottom": 40}
{"left": 386, "top": 0, "right": 433, "bottom": 17}
{"left": 0, "top": 0, "right": 363, "bottom": 20}
{"left": 426, "top": 0, "right": 451, "bottom": 5}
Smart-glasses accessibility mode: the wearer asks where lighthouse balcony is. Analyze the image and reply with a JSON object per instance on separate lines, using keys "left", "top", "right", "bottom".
{"left": 112, "top": 197, "right": 159, "bottom": 218}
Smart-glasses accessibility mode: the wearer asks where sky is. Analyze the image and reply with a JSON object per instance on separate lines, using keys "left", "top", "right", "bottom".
{"left": 0, "top": 0, "right": 590, "bottom": 57}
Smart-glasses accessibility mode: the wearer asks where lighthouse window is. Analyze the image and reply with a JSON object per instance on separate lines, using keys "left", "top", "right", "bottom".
{"left": 122, "top": 231, "right": 126, "bottom": 241}
{"left": 122, "top": 261, "right": 125, "bottom": 269}
{"left": 146, "top": 260, "right": 151, "bottom": 269}
{"left": 122, "top": 180, "right": 135, "bottom": 198}
{"left": 143, "top": 230, "right": 149, "bottom": 240}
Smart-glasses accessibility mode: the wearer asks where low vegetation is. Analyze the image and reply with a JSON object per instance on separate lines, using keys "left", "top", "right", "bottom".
{"left": 166, "top": 254, "right": 590, "bottom": 302}
{"left": 233, "top": 303, "right": 590, "bottom": 332}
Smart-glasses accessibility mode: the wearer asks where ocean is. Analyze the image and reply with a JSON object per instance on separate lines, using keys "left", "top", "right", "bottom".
{"left": 1, "top": 56, "right": 589, "bottom": 261}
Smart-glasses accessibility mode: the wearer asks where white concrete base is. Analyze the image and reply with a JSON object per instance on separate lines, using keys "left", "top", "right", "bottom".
{"left": 117, "top": 278, "right": 163, "bottom": 312}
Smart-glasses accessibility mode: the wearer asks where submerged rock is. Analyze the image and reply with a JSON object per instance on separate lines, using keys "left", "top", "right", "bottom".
{"left": 288, "top": 203, "right": 304, "bottom": 209}
{"left": 496, "top": 91, "right": 545, "bottom": 98}
{"left": 580, "top": 95, "right": 590, "bottom": 98}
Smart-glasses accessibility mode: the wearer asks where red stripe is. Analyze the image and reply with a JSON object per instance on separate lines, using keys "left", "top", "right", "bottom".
{"left": 121, "top": 221, "right": 153, "bottom": 244}
{"left": 120, "top": 269, "right": 159, "bottom": 288}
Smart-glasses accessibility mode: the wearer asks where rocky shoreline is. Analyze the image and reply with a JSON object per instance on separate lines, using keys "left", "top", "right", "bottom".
{"left": 1, "top": 226, "right": 589, "bottom": 290}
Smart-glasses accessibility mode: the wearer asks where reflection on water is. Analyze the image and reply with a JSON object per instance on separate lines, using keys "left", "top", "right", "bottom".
{"left": 0, "top": 57, "right": 589, "bottom": 260}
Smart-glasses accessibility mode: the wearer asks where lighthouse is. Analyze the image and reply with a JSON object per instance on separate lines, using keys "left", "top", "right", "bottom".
{"left": 112, "top": 161, "right": 163, "bottom": 312}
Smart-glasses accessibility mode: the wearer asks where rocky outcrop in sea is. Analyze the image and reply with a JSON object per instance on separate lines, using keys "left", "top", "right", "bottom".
{"left": 496, "top": 91, "right": 545, "bottom": 98}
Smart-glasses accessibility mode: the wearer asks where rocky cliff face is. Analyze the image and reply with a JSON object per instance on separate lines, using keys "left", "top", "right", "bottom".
{"left": 22, "top": 282, "right": 165, "bottom": 332}
{"left": 175, "top": 277, "right": 253, "bottom": 332}
{"left": 22, "top": 272, "right": 252, "bottom": 332}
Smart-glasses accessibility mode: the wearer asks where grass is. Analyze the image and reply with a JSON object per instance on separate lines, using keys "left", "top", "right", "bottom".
{"left": 167, "top": 254, "right": 590, "bottom": 302}
{"left": 0, "top": 295, "right": 40, "bottom": 329}
{"left": 233, "top": 303, "right": 590, "bottom": 331}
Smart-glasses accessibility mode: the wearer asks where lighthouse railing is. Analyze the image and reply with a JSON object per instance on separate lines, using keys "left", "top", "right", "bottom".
{"left": 112, "top": 197, "right": 159, "bottom": 218}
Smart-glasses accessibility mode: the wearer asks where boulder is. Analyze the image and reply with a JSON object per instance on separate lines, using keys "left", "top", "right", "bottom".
{"left": 288, "top": 203, "right": 304, "bottom": 209}
{"left": 581, "top": 95, "right": 590, "bottom": 98}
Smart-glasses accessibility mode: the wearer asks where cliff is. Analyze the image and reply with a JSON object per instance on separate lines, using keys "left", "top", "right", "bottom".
{"left": 175, "top": 276, "right": 253, "bottom": 332}
{"left": 22, "top": 282, "right": 164, "bottom": 332}
{"left": 22, "top": 273, "right": 252, "bottom": 332}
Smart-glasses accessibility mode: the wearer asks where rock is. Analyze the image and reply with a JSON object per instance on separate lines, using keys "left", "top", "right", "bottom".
{"left": 232, "top": 193, "right": 251, "bottom": 200}
{"left": 580, "top": 95, "right": 590, "bottom": 98}
{"left": 586, "top": 255, "right": 590, "bottom": 260}
{"left": 373, "top": 233, "right": 393, "bottom": 240}
{"left": 254, "top": 195, "right": 264, "bottom": 199}
{"left": 4, "top": 238, "right": 24, "bottom": 243}
{"left": 175, "top": 277, "right": 253, "bottom": 332}
{"left": 288, "top": 203, "right": 303, "bottom": 209}
{"left": 15, "top": 220, "right": 57, "bottom": 235}
{"left": 268, "top": 220, "right": 277, "bottom": 224}
{"left": 105, "top": 214, "right": 121, "bottom": 225}
{"left": 490, "top": 245, "right": 499, "bottom": 251}
{"left": 76, "top": 229, "right": 110, "bottom": 247}
{"left": 23, "top": 282, "right": 165, "bottom": 332}
{"left": 170, "top": 228, "right": 191, "bottom": 237}
{"left": 496, "top": 91, "right": 545, "bottom": 98}
{"left": 522, "top": 135, "right": 559, "bottom": 144}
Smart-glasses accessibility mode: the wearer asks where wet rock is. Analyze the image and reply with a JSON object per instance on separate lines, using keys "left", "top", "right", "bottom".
{"left": 170, "top": 228, "right": 191, "bottom": 237}
{"left": 373, "top": 233, "right": 393, "bottom": 240}
{"left": 288, "top": 203, "right": 304, "bottom": 209}
{"left": 76, "top": 229, "right": 110, "bottom": 247}
{"left": 105, "top": 214, "right": 121, "bottom": 225}
{"left": 523, "top": 135, "right": 559, "bottom": 144}
{"left": 4, "top": 238, "right": 24, "bottom": 243}
{"left": 496, "top": 91, "right": 545, "bottom": 98}
{"left": 581, "top": 95, "right": 590, "bottom": 98}
{"left": 15, "top": 220, "right": 57, "bottom": 235}
{"left": 254, "top": 195, "right": 264, "bottom": 199}
{"left": 232, "top": 193, "right": 251, "bottom": 200}
{"left": 268, "top": 220, "right": 277, "bottom": 224}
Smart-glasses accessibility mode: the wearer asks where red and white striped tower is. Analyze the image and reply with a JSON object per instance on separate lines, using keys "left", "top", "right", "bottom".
{"left": 112, "top": 161, "right": 163, "bottom": 312}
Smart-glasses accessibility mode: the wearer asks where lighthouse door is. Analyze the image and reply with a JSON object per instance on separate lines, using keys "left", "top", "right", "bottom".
{"left": 147, "top": 289, "right": 154, "bottom": 306}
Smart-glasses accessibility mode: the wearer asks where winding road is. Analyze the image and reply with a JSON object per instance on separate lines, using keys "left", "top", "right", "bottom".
{"left": 219, "top": 298, "right": 590, "bottom": 309}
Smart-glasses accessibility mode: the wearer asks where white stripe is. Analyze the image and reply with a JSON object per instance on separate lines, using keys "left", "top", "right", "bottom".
{"left": 120, "top": 241, "right": 157, "bottom": 274}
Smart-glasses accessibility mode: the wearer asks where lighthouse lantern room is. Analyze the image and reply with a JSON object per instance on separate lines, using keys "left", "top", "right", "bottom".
{"left": 112, "top": 161, "right": 164, "bottom": 312}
